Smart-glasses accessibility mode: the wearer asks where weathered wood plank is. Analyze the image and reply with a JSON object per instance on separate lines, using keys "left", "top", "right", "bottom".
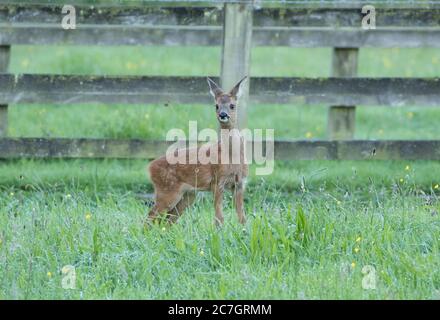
{"left": 0, "top": 138, "right": 170, "bottom": 159}
{"left": 7, "top": 1, "right": 438, "bottom": 9}
{"left": 1, "top": 25, "right": 439, "bottom": 47}
{"left": 0, "top": 74, "right": 439, "bottom": 107}
{"left": 253, "top": 8, "right": 440, "bottom": 27}
{"left": 1, "top": 3, "right": 440, "bottom": 47}
{"left": 0, "top": 45, "right": 10, "bottom": 137}
{"left": 2, "top": 138, "right": 440, "bottom": 160}
{"left": 252, "top": 1, "right": 440, "bottom": 9}
{"left": 273, "top": 140, "right": 440, "bottom": 160}
{"left": 328, "top": 48, "right": 358, "bottom": 140}
{"left": 0, "top": 25, "right": 222, "bottom": 46}
{"left": 221, "top": 0, "right": 253, "bottom": 129}
{"left": 2, "top": 4, "right": 440, "bottom": 27}
{"left": 252, "top": 27, "right": 440, "bottom": 48}
{"left": 0, "top": 5, "right": 224, "bottom": 26}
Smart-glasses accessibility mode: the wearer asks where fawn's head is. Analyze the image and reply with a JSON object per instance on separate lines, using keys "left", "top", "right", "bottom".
{"left": 207, "top": 76, "right": 247, "bottom": 128}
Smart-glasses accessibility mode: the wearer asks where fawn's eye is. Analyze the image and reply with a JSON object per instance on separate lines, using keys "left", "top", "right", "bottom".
{"left": 230, "top": 104, "right": 235, "bottom": 109}
{"left": 215, "top": 104, "right": 219, "bottom": 110}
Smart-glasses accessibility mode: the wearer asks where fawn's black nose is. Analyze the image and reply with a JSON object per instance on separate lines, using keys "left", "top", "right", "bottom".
{"left": 219, "top": 112, "right": 228, "bottom": 119}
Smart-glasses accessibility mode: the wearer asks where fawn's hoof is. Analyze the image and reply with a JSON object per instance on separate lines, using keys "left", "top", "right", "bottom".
{"left": 214, "top": 217, "right": 224, "bottom": 227}
{"left": 143, "top": 219, "right": 152, "bottom": 230}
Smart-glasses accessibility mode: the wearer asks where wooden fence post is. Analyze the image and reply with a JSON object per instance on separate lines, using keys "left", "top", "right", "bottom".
{"left": 221, "top": 0, "right": 253, "bottom": 129}
{"left": 0, "top": 45, "right": 11, "bottom": 137}
{"left": 327, "top": 48, "right": 359, "bottom": 140}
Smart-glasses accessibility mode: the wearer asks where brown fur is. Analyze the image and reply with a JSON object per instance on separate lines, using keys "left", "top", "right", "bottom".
{"left": 147, "top": 77, "right": 248, "bottom": 225}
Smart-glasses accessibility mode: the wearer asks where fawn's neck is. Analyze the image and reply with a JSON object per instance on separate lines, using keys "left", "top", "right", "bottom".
{"left": 219, "top": 122, "right": 238, "bottom": 140}
{"left": 218, "top": 122, "right": 242, "bottom": 146}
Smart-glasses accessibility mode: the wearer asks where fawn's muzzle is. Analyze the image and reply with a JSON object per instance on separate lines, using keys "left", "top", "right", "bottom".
{"left": 218, "top": 112, "right": 229, "bottom": 122}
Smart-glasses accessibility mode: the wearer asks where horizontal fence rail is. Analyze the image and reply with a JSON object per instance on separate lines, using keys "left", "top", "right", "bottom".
{"left": 1, "top": 4, "right": 440, "bottom": 47}
{"left": 4, "top": 1, "right": 440, "bottom": 9}
{"left": 3, "top": 26, "right": 440, "bottom": 48}
{"left": 2, "top": 5, "right": 440, "bottom": 27}
{"left": 1, "top": 138, "right": 440, "bottom": 160}
{"left": 0, "top": 74, "right": 438, "bottom": 106}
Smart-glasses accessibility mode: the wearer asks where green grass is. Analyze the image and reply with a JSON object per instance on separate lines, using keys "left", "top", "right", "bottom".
{"left": 2, "top": 158, "right": 440, "bottom": 299}
{"left": 1, "top": 45, "right": 440, "bottom": 299}
{"left": 2, "top": 167, "right": 440, "bottom": 299}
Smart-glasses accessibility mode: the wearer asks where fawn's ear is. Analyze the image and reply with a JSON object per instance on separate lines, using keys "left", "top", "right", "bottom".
{"left": 207, "top": 77, "right": 223, "bottom": 99}
{"left": 229, "top": 76, "right": 248, "bottom": 99}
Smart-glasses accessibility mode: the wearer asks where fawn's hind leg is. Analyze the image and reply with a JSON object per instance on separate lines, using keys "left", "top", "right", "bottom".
{"left": 167, "top": 192, "right": 196, "bottom": 223}
{"left": 148, "top": 188, "right": 183, "bottom": 223}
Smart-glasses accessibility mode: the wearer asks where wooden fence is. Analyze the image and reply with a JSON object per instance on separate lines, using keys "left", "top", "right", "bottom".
{"left": 1, "top": 0, "right": 440, "bottom": 160}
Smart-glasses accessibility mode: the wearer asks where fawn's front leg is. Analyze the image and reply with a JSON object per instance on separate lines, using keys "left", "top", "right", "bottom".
{"left": 213, "top": 185, "right": 224, "bottom": 226}
{"left": 234, "top": 180, "right": 246, "bottom": 224}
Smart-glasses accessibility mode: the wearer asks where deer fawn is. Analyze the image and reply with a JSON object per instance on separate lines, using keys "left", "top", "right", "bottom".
{"left": 147, "top": 77, "right": 248, "bottom": 225}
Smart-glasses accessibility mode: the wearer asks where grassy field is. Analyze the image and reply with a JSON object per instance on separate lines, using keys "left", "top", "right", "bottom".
{"left": 1, "top": 45, "right": 440, "bottom": 299}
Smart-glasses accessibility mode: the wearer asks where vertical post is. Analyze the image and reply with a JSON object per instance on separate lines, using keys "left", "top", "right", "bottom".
{"left": 327, "top": 48, "right": 358, "bottom": 140}
{"left": 221, "top": 0, "right": 253, "bottom": 129}
{"left": 0, "top": 45, "right": 11, "bottom": 137}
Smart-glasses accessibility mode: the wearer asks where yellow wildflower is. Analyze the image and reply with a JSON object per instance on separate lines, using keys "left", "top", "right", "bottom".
{"left": 47, "top": 272, "right": 52, "bottom": 278}
{"left": 305, "top": 132, "right": 313, "bottom": 139}
{"left": 405, "top": 165, "right": 410, "bottom": 171}
{"left": 351, "top": 262, "right": 356, "bottom": 268}
{"left": 125, "top": 62, "right": 137, "bottom": 70}
{"left": 382, "top": 57, "right": 392, "bottom": 69}
{"left": 21, "top": 59, "right": 30, "bottom": 68}
{"left": 435, "top": 184, "right": 439, "bottom": 190}
{"left": 356, "top": 236, "right": 362, "bottom": 242}
{"left": 354, "top": 247, "right": 360, "bottom": 253}
{"left": 85, "top": 213, "right": 92, "bottom": 221}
